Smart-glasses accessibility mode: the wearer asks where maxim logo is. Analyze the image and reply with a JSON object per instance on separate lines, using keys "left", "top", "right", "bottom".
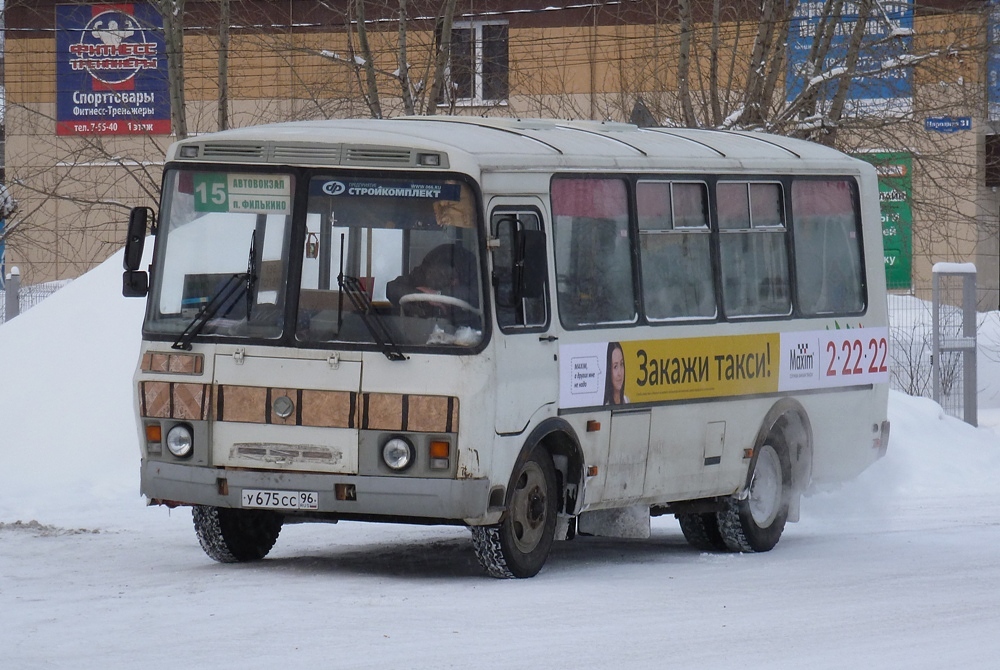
{"left": 789, "top": 342, "right": 815, "bottom": 372}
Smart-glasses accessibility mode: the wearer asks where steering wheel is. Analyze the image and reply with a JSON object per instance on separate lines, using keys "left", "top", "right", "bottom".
{"left": 399, "top": 292, "right": 481, "bottom": 316}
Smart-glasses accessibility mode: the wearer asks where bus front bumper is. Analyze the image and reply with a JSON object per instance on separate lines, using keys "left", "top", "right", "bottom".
{"left": 140, "top": 460, "right": 492, "bottom": 523}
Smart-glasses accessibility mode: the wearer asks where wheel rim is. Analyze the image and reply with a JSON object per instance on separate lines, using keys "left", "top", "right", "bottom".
{"left": 748, "top": 444, "right": 783, "bottom": 527}
{"left": 509, "top": 461, "right": 549, "bottom": 554}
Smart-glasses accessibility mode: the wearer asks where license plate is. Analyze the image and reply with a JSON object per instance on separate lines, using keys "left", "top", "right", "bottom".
{"left": 241, "top": 489, "right": 319, "bottom": 510}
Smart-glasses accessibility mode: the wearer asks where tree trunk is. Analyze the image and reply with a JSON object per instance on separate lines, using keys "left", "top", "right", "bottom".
{"left": 397, "top": 0, "right": 415, "bottom": 115}
{"left": 677, "top": 0, "right": 697, "bottom": 127}
{"left": 823, "top": 0, "right": 874, "bottom": 144}
{"left": 159, "top": 0, "right": 188, "bottom": 139}
{"left": 426, "top": 0, "right": 458, "bottom": 115}
{"left": 218, "top": 0, "right": 230, "bottom": 130}
{"left": 354, "top": 0, "right": 383, "bottom": 119}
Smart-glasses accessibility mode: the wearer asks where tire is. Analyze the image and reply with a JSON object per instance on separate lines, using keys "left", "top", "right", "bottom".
{"left": 717, "top": 443, "right": 789, "bottom": 553}
{"left": 472, "top": 450, "right": 558, "bottom": 578}
{"left": 192, "top": 505, "right": 283, "bottom": 563}
{"left": 677, "top": 512, "right": 728, "bottom": 552}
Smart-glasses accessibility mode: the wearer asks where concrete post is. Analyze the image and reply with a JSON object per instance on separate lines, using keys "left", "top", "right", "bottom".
{"left": 4, "top": 266, "right": 20, "bottom": 321}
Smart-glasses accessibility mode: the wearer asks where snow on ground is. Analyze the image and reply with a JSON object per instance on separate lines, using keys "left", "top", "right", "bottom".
{"left": 2, "top": 251, "right": 1000, "bottom": 669}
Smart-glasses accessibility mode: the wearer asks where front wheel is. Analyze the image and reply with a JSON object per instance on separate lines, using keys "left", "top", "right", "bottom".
{"left": 717, "top": 443, "right": 789, "bottom": 552}
{"left": 192, "top": 505, "right": 283, "bottom": 563}
{"left": 472, "top": 450, "right": 558, "bottom": 578}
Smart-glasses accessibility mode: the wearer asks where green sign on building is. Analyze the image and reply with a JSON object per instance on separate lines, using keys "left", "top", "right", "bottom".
{"left": 857, "top": 152, "right": 913, "bottom": 290}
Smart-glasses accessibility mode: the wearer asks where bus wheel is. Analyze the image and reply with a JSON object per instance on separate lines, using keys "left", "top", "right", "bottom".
{"left": 718, "top": 443, "right": 789, "bottom": 553}
{"left": 677, "top": 513, "right": 728, "bottom": 552}
{"left": 472, "top": 450, "right": 558, "bottom": 578}
{"left": 192, "top": 505, "right": 283, "bottom": 563}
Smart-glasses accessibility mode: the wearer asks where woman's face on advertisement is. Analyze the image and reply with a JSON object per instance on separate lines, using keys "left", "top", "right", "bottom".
{"left": 611, "top": 346, "right": 625, "bottom": 392}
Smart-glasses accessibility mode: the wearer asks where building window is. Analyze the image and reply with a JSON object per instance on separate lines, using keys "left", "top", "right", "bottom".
{"left": 441, "top": 21, "right": 509, "bottom": 106}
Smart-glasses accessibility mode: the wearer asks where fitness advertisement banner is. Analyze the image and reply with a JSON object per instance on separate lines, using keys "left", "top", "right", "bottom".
{"left": 55, "top": 3, "right": 171, "bottom": 136}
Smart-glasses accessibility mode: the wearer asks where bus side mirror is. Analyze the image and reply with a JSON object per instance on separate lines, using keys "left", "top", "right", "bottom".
{"left": 123, "top": 206, "right": 154, "bottom": 297}
{"left": 515, "top": 229, "right": 546, "bottom": 300}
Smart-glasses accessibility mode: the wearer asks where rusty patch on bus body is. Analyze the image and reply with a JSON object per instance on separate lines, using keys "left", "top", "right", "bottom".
{"left": 216, "top": 385, "right": 268, "bottom": 424}
{"left": 216, "top": 385, "right": 358, "bottom": 428}
{"left": 210, "top": 386, "right": 454, "bottom": 432}
{"left": 363, "top": 393, "right": 404, "bottom": 430}
{"left": 362, "top": 392, "right": 458, "bottom": 433}
{"left": 173, "top": 383, "right": 210, "bottom": 420}
{"left": 406, "top": 394, "right": 458, "bottom": 433}
{"left": 141, "top": 352, "right": 204, "bottom": 375}
{"left": 139, "top": 381, "right": 210, "bottom": 420}
{"left": 141, "top": 381, "right": 171, "bottom": 418}
{"left": 300, "top": 389, "right": 357, "bottom": 428}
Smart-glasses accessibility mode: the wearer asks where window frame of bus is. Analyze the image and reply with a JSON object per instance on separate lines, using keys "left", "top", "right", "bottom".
{"left": 789, "top": 177, "right": 868, "bottom": 317}
{"left": 635, "top": 179, "right": 717, "bottom": 322}
{"left": 716, "top": 180, "right": 793, "bottom": 320}
{"left": 143, "top": 166, "right": 295, "bottom": 343}
{"left": 490, "top": 206, "right": 550, "bottom": 333}
{"left": 551, "top": 175, "right": 638, "bottom": 330}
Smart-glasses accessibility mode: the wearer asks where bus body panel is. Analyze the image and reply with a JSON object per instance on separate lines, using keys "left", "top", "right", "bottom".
{"left": 129, "top": 118, "right": 891, "bottom": 574}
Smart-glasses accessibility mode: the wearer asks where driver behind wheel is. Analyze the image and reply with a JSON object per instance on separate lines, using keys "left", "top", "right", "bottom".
{"left": 386, "top": 243, "right": 479, "bottom": 320}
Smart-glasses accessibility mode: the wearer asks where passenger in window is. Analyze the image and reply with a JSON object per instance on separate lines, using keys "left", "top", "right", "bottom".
{"left": 604, "top": 341, "right": 629, "bottom": 405}
{"left": 386, "top": 242, "right": 479, "bottom": 316}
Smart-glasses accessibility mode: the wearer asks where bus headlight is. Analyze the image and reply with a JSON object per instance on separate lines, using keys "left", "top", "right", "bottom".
{"left": 382, "top": 437, "right": 414, "bottom": 471}
{"left": 166, "top": 424, "right": 194, "bottom": 458}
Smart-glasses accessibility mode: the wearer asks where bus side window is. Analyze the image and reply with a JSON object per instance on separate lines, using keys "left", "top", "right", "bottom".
{"left": 718, "top": 182, "right": 790, "bottom": 318}
{"left": 637, "top": 181, "right": 716, "bottom": 320}
{"left": 792, "top": 180, "right": 865, "bottom": 315}
{"left": 552, "top": 178, "right": 636, "bottom": 328}
{"left": 491, "top": 210, "right": 546, "bottom": 330}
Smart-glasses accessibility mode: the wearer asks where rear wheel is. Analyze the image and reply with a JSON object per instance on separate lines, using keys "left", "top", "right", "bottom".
{"left": 472, "top": 450, "right": 558, "bottom": 578}
{"left": 192, "top": 505, "right": 283, "bottom": 563}
{"left": 677, "top": 512, "right": 728, "bottom": 551}
{"left": 718, "top": 443, "right": 789, "bottom": 552}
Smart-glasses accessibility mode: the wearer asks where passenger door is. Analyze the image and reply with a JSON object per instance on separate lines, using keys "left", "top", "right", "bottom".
{"left": 489, "top": 199, "right": 558, "bottom": 434}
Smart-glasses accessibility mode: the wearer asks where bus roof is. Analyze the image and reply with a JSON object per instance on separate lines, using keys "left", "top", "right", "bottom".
{"left": 167, "top": 116, "right": 865, "bottom": 175}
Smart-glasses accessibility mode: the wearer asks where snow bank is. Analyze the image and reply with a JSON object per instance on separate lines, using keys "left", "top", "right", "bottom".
{"left": 0, "top": 246, "right": 148, "bottom": 525}
{"left": 1, "top": 246, "right": 997, "bottom": 531}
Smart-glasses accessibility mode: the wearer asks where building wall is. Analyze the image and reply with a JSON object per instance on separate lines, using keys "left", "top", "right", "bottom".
{"left": 4, "top": 0, "right": 998, "bottom": 307}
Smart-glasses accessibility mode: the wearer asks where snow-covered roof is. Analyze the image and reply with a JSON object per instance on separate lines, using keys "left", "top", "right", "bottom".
{"left": 167, "top": 116, "right": 862, "bottom": 175}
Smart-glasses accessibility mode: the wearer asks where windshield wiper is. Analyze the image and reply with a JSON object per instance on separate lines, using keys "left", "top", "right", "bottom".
{"left": 172, "top": 232, "right": 257, "bottom": 351}
{"left": 171, "top": 272, "right": 248, "bottom": 350}
{"left": 339, "top": 273, "right": 406, "bottom": 361}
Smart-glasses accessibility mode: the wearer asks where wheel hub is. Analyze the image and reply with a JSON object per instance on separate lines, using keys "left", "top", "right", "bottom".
{"left": 748, "top": 444, "right": 782, "bottom": 527}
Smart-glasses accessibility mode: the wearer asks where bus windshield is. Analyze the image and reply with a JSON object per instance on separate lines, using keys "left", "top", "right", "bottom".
{"left": 146, "top": 169, "right": 485, "bottom": 350}
{"left": 296, "top": 175, "right": 483, "bottom": 349}
{"left": 147, "top": 170, "right": 294, "bottom": 342}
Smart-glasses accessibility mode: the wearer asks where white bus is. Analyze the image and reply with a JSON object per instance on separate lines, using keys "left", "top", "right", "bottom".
{"left": 124, "top": 117, "right": 890, "bottom": 578}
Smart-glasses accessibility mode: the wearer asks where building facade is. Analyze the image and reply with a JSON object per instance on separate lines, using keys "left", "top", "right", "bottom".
{"left": 3, "top": 0, "right": 999, "bottom": 307}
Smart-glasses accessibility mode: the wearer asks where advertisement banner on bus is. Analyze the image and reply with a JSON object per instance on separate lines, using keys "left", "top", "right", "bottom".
{"left": 559, "top": 328, "right": 889, "bottom": 409}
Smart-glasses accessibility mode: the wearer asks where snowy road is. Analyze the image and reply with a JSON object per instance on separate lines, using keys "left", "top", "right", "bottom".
{"left": 4, "top": 482, "right": 999, "bottom": 669}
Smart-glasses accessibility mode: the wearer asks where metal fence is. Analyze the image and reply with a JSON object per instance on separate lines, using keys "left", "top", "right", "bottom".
{"left": 0, "top": 279, "right": 71, "bottom": 323}
{"left": 888, "top": 276, "right": 994, "bottom": 425}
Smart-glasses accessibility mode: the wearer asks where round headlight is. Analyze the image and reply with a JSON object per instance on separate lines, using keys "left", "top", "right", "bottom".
{"left": 166, "top": 424, "right": 194, "bottom": 458}
{"left": 382, "top": 437, "right": 414, "bottom": 471}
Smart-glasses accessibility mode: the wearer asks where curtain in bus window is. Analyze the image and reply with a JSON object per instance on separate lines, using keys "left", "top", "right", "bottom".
{"left": 552, "top": 178, "right": 635, "bottom": 327}
{"left": 792, "top": 180, "right": 864, "bottom": 315}
{"left": 718, "top": 182, "right": 790, "bottom": 317}
{"left": 637, "top": 182, "right": 715, "bottom": 320}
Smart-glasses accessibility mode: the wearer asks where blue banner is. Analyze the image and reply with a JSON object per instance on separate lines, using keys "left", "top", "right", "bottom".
{"left": 787, "top": 2, "right": 914, "bottom": 114}
{"left": 55, "top": 3, "right": 171, "bottom": 136}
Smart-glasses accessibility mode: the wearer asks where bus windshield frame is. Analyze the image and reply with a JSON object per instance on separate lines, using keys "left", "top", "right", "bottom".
{"left": 144, "top": 166, "right": 488, "bottom": 355}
